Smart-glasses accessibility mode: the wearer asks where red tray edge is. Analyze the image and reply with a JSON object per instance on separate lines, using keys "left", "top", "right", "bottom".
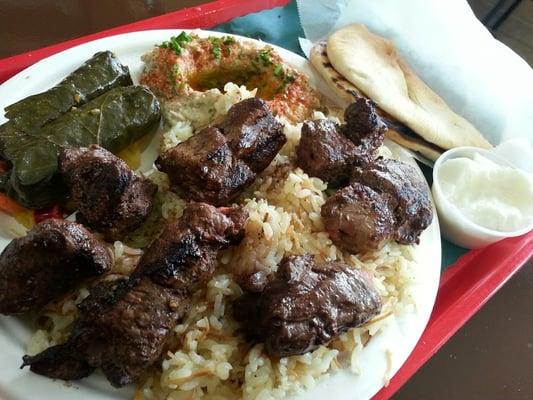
{"left": 373, "top": 231, "right": 532, "bottom": 399}
{"left": 1, "top": 1, "right": 531, "bottom": 398}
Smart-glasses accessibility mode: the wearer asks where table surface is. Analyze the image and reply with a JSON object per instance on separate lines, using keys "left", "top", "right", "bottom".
{"left": 0, "top": 1, "right": 532, "bottom": 399}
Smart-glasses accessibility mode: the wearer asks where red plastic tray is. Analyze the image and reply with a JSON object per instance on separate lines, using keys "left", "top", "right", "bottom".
{"left": 0, "top": 0, "right": 531, "bottom": 398}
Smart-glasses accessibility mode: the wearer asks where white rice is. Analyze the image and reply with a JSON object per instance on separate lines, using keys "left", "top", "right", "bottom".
{"left": 27, "top": 84, "right": 416, "bottom": 400}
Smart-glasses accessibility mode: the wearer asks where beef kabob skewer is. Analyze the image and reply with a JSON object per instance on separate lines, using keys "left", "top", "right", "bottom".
{"left": 22, "top": 203, "right": 247, "bottom": 387}
{"left": 297, "top": 98, "right": 433, "bottom": 254}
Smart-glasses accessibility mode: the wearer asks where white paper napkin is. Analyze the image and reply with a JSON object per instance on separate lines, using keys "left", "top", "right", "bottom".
{"left": 296, "top": 0, "right": 533, "bottom": 161}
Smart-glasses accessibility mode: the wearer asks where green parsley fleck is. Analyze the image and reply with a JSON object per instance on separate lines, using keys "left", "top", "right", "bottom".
{"left": 283, "top": 73, "right": 296, "bottom": 85}
{"left": 273, "top": 64, "right": 283, "bottom": 77}
{"left": 223, "top": 36, "right": 235, "bottom": 45}
{"left": 209, "top": 36, "right": 222, "bottom": 59}
{"left": 258, "top": 48, "right": 273, "bottom": 66}
{"left": 158, "top": 31, "right": 192, "bottom": 56}
{"left": 271, "top": 59, "right": 296, "bottom": 92}
{"left": 176, "top": 31, "right": 192, "bottom": 43}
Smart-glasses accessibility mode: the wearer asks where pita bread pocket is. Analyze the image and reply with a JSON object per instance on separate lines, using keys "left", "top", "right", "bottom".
{"left": 310, "top": 41, "right": 442, "bottom": 160}
{"left": 311, "top": 24, "right": 492, "bottom": 160}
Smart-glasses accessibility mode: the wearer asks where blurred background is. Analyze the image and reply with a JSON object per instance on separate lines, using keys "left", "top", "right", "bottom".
{"left": 0, "top": 0, "right": 531, "bottom": 65}
{"left": 469, "top": 0, "right": 532, "bottom": 65}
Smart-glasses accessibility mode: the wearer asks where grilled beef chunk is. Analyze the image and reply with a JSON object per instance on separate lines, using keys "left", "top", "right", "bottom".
{"left": 138, "top": 203, "right": 248, "bottom": 289}
{"left": 297, "top": 98, "right": 386, "bottom": 187}
{"left": 59, "top": 145, "right": 158, "bottom": 241}
{"left": 296, "top": 119, "right": 357, "bottom": 187}
{"left": 234, "top": 254, "right": 381, "bottom": 357}
{"left": 219, "top": 97, "right": 287, "bottom": 173}
{"left": 322, "top": 159, "right": 433, "bottom": 254}
{"left": 22, "top": 203, "right": 247, "bottom": 387}
{"left": 156, "top": 98, "right": 285, "bottom": 205}
{"left": 0, "top": 219, "right": 111, "bottom": 315}
{"left": 321, "top": 183, "right": 396, "bottom": 254}
{"left": 155, "top": 127, "right": 255, "bottom": 206}
{"left": 342, "top": 98, "right": 387, "bottom": 157}
{"left": 21, "top": 341, "right": 95, "bottom": 381}
{"left": 23, "top": 277, "right": 187, "bottom": 386}
{"left": 351, "top": 159, "right": 433, "bottom": 244}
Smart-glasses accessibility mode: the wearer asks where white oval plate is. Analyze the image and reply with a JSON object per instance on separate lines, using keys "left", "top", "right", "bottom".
{"left": 0, "top": 30, "right": 441, "bottom": 400}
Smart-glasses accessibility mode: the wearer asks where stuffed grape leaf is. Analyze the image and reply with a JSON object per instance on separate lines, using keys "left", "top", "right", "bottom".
{"left": 4, "top": 51, "right": 132, "bottom": 133}
{"left": 0, "top": 86, "right": 161, "bottom": 208}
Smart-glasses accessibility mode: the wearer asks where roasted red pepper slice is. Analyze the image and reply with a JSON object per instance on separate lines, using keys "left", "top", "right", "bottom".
{"left": 34, "top": 204, "right": 63, "bottom": 224}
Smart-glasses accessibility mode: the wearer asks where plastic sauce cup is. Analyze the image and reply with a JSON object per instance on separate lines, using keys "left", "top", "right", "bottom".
{"left": 432, "top": 146, "right": 533, "bottom": 249}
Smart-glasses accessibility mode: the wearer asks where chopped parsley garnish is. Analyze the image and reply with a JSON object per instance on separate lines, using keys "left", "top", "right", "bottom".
{"left": 273, "top": 63, "right": 296, "bottom": 93}
{"left": 208, "top": 36, "right": 235, "bottom": 59}
{"left": 283, "top": 73, "right": 296, "bottom": 85}
{"left": 259, "top": 48, "right": 273, "bottom": 66}
{"left": 270, "top": 59, "right": 296, "bottom": 92}
{"left": 273, "top": 64, "right": 283, "bottom": 77}
{"left": 209, "top": 36, "right": 222, "bottom": 59}
{"left": 223, "top": 36, "right": 235, "bottom": 45}
{"left": 158, "top": 31, "right": 192, "bottom": 55}
{"left": 176, "top": 31, "right": 192, "bottom": 43}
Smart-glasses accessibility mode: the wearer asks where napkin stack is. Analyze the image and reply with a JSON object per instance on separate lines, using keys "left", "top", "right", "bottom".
{"left": 296, "top": 0, "right": 533, "bottom": 168}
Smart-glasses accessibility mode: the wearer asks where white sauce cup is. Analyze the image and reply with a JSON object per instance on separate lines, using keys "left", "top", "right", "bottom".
{"left": 432, "top": 146, "right": 533, "bottom": 249}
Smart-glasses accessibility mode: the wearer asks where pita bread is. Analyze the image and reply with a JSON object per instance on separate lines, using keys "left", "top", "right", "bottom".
{"left": 326, "top": 24, "right": 492, "bottom": 153}
{"left": 310, "top": 41, "right": 442, "bottom": 161}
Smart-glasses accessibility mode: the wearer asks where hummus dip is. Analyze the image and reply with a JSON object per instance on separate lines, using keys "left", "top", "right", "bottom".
{"left": 140, "top": 32, "right": 321, "bottom": 123}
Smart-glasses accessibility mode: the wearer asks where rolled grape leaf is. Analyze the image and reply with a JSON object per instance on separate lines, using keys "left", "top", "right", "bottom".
{"left": 4, "top": 51, "right": 132, "bottom": 133}
{"left": 0, "top": 86, "right": 161, "bottom": 208}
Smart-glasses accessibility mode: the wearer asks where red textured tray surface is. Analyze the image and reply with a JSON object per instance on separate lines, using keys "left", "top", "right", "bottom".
{"left": 1, "top": 0, "right": 531, "bottom": 398}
